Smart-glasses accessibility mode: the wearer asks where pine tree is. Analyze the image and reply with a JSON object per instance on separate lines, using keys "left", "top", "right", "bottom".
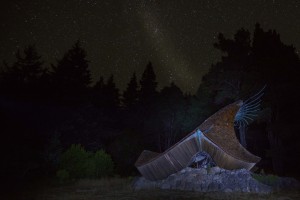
{"left": 52, "top": 40, "right": 91, "bottom": 96}
{"left": 92, "top": 75, "right": 119, "bottom": 110}
{"left": 196, "top": 24, "right": 300, "bottom": 175}
{"left": 123, "top": 72, "right": 138, "bottom": 109}
{"left": 0, "top": 45, "right": 45, "bottom": 96}
{"left": 137, "top": 62, "right": 160, "bottom": 150}
{"left": 158, "top": 82, "right": 185, "bottom": 149}
{"left": 92, "top": 76, "right": 105, "bottom": 107}
{"left": 104, "top": 75, "right": 120, "bottom": 109}
{"left": 94, "top": 76, "right": 104, "bottom": 91}
{"left": 16, "top": 45, "right": 44, "bottom": 83}
{"left": 139, "top": 62, "right": 158, "bottom": 102}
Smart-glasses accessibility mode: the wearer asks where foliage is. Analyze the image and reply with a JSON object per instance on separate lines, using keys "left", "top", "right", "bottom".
{"left": 252, "top": 174, "right": 279, "bottom": 186}
{"left": 198, "top": 23, "right": 300, "bottom": 175}
{"left": 56, "top": 169, "right": 70, "bottom": 183}
{"left": 92, "top": 75, "right": 120, "bottom": 112}
{"left": 136, "top": 62, "right": 161, "bottom": 151}
{"left": 102, "top": 75, "right": 120, "bottom": 110}
{"left": 92, "top": 150, "right": 114, "bottom": 178}
{"left": 123, "top": 72, "right": 138, "bottom": 109}
{"left": 1, "top": 22, "right": 300, "bottom": 185}
{"left": 85, "top": 150, "right": 114, "bottom": 178}
{"left": 43, "top": 131, "right": 62, "bottom": 170}
{"left": 108, "top": 129, "right": 143, "bottom": 176}
{"left": 157, "top": 82, "right": 186, "bottom": 150}
{"left": 59, "top": 144, "right": 90, "bottom": 179}
{"left": 139, "top": 61, "right": 158, "bottom": 102}
{"left": 51, "top": 40, "right": 91, "bottom": 101}
{"left": 58, "top": 144, "right": 114, "bottom": 179}
{"left": 52, "top": 40, "right": 91, "bottom": 87}
{"left": 0, "top": 45, "right": 46, "bottom": 98}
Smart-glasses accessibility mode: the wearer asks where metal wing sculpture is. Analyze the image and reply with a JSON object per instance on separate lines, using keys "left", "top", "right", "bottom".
{"left": 135, "top": 87, "right": 265, "bottom": 181}
{"left": 234, "top": 85, "right": 266, "bottom": 128}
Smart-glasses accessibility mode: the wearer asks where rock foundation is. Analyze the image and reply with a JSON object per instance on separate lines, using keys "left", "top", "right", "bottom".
{"left": 132, "top": 167, "right": 300, "bottom": 194}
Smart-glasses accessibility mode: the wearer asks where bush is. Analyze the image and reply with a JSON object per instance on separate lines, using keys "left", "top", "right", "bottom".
{"left": 58, "top": 144, "right": 114, "bottom": 179}
{"left": 93, "top": 150, "right": 114, "bottom": 178}
{"left": 59, "top": 144, "right": 89, "bottom": 179}
{"left": 56, "top": 169, "right": 70, "bottom": 183}
{"left": 252, "top": 174, "right": 279, "bottom": 186}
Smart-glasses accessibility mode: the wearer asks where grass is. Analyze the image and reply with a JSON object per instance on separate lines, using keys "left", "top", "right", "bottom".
{"left": 9, "top": 177, "right": 300, "bottom": 200}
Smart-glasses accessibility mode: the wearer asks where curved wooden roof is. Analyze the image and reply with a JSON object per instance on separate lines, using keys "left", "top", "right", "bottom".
{"left": 135, "top": 101, "right": 261, "bottom": 180}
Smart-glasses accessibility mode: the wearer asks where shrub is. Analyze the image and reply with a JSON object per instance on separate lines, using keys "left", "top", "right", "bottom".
{"left": 93, "top": 150, "right": 114, "bottom": 178}
{"left": 59, "top": 144, "right": 89, "bottom": 179}
{"left": 56, "top": 169, "right": 70, "bottom": 183}
{"left": 58, "top": 144, "right": 114, "bottom": 179}
{"left": 108, "top": 129, "right": 143, "bottom": 176}
{"left": 252, "top": 174, "right": 279, "bottom": 186}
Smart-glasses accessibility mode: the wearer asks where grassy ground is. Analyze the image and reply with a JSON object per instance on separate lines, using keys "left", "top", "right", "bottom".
{"left": 10, "top": 178, "right": 300, "bottom": 200}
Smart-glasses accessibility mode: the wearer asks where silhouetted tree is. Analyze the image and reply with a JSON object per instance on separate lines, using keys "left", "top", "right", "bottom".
{"left": 94, "top": 76, "right": 105, "bottom": 91}
{"left": 92, "top": 75, "right": 119, "bottom": 111}
{"left": 52, "top": 40, "right": 91, "bottom": 101}
{"left": 139, "top": 62, "right": 158, "bottom": 103}
{"left": 137, "top": 62, "right": 160, "bottom": 151}
{"left": 123, "top": 72, "right": 138, "bottom": 109}
{"left": 251, "top": 23, "right": 300, "bottom": 175}
{"left": 0, "top": 45, "right": 45, "bottom": 98}
{"left": 197, "top": 23, "right": 300, "bottom": 176}
{"left": 198, "top": 28, "right": 252, "bottom": 106}
{"left": 158, "top": 82, "right": 185, "bottom": 150}
{"left": 103, "top": 75, "right": 120, "bottom": 110}
{"left": 181, "top": 94, "right": 210, "bottom": 132}
{"left": 92, "top": 76, "right": 105, "bottom": 107}
{"left": 87, "top": 75, "right": 121, "bottom": 145}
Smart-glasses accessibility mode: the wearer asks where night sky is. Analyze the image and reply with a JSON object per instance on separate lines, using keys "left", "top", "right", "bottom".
{"left": 1, "top": 0, "right": 299, "bottom": 93}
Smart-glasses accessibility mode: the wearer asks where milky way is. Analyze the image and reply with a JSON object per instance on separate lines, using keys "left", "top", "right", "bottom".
{"left": 0, "top": 0, "right": 299, "bottom": 93}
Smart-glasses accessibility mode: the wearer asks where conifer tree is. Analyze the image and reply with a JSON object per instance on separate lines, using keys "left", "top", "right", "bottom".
{"left": 92, "top": 75, "right": 119, "bottom": 110}
{"left": 52, "top": 40, "right": 91, "bottom": 96}
{"left": 139, "top": 62, "right": 158, "bottom": 102}
{"left": 1, "top": 45, "right": 45, "bottom": 96}
{"left": 123, "top": 72, "right": 138, "bottom": 108}
{"left": 104, "top": 75, "right": 120, "bottom": 109}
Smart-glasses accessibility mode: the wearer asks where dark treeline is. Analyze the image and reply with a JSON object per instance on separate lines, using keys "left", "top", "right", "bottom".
{"left": 1, "top": 23, "right": 300, "bottom": 190}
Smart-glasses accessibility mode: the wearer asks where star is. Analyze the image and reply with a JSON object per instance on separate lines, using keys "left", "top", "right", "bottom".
{"left": 0, "top": 0, "right": 299, "bottom": 94}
